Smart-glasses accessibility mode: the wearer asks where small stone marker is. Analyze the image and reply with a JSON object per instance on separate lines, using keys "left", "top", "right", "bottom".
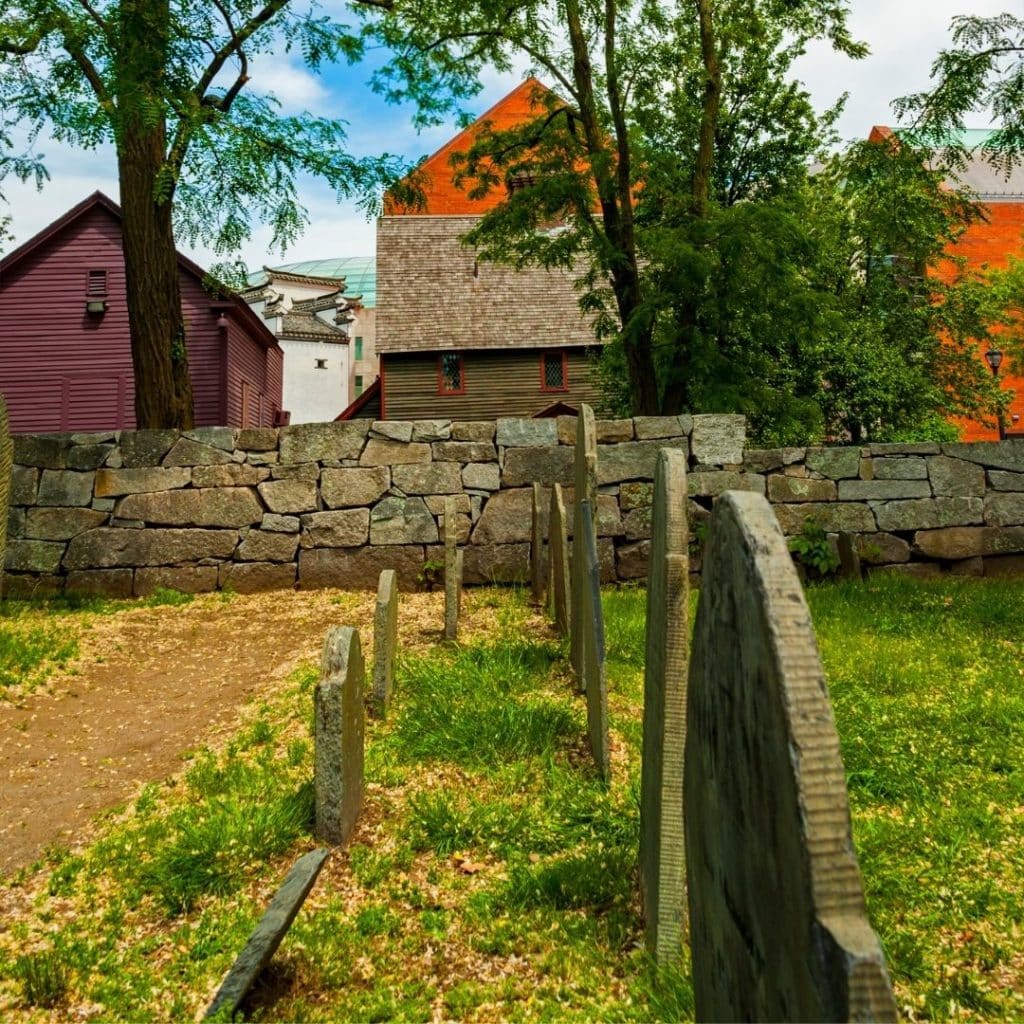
{"left": 203, "top": 848, "right": 329, "bottom": 1020}
{"left": 314, "top": 626, "right": 364, "bottom": 846}
{"left": 548, "top": 483, "right": 571, "bottom": 637}
{"left": 640, "top": 448, "right": 690, "bottom": 963}
{"left": 837, "top": 532, "right": 863, "bottom": 580}
{"left": 686, "top": 491, "right": 898, "bottom": 1023}
{"left": 531, "top": 482, "right": 545, "bottom": 604}
{"left": 580, "top": 499, "right": 610, "bottom": 781}
{"left": 444, "top": 496, "right": 461, "bottom": 641}
{"left": 371, "top": 569, "right": 398, "bottom": 716}
{"left": 571, "top": 405, "right": 597, "bottom": 687}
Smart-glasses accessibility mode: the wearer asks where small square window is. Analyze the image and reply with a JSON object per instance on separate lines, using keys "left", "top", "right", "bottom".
{"left": 315, "top": 358, "right": 327, "bottom": 370}
{"left": 355, "top": 374, "right": 364, "bottom": 395}
{"left": 354, "top": 336, "right": 363, "bottom": 361}
{"left": 541, "top": 351, "right": 568, "bottom": 392}
{"left": 439, "top": 352, "right": 464, "bottom": 394}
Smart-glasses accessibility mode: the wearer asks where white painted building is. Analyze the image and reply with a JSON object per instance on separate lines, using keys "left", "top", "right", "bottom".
{"left": 242, "top": 265, "right": 375, "bottom": 424}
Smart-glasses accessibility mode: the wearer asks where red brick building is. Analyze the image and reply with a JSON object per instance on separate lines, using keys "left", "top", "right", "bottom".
{"left": 0, "top": 192, "right": 284, "bottom": 433}
{"left": 871, "top": 127, "right": 1024, "bottom": 440}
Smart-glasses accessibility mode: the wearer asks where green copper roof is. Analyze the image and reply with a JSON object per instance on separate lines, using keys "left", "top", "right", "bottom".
{"left": 248, "top": 256, "right": 377, "bottom": 306}
{"left": 895, "top": 127, "right": 1001, "bottom": 149}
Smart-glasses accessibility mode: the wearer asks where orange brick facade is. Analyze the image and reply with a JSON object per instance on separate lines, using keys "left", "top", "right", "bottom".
{"left": 941, "top": 203, "right": 1024, "bottom": 440}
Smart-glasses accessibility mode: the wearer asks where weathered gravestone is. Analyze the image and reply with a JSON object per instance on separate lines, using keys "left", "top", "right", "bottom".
{"left": 314, "top": 626, "right": 364, "bottom": 846}
{"left": 580, "top": 499, "right": 610, "bottom": 782}
{"left": 203, "top": 848, "right": 329, "bottom": 1020}
{"left": 685, "top": 490, "right": 898, "bottom": 1023}
{"left": 548, "top": 483, "right": 571, "bottom": 638}
{"left": 571, "top": 405, "right": 597, "bottom": 689}
{"left": 443, "top": 496, "right": 461, "bottom": 641}
{"left": 371, "top": 569, "right": 398, "bottom": 716}
{"left": 531, "top": 482, "right": 545, "bottom": 604}
{"left": 0, "top": 395, "right": 11, "bottom": 596}
{"left": 837, "top": 532, "right": 863, "bottom": 581}
{"left": 640, "top": 448, "right": 690, "bottom": 963}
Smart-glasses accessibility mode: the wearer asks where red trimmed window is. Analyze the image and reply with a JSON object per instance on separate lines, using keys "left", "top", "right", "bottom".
{"left": 540, "top": 350, "right": 568, "bottom": 392}
{"left": 438, "top": 352, "right": 465, "bottom": 394}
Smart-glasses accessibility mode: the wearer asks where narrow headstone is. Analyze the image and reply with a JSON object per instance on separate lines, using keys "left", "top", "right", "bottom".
{"left": 530, "top": 482, "right": 545, "bottom": 604}
{"left": 0, "top": 395, "right": 11, "bottom": 597}
{"left": 314, "top": 626, "right": 364, "bottom": 846}
{"left": 371, "top": 569, "right": 398, "bottom": 717}
{"left": 548, "top": 483, "right": 571, "bottom": 637}
{"left": 203, "top": 848, "right": 329, "bottom": 1020}
{"left": 640, "top": 448, "right": 690, "bottom": 963}
{"left": 580, "top": 499, "right": 610, "bottom": 781}
{"left": 444, "top": 496, "right": 460, "bottom": 641}
{"left": 571, "top": 405, "right": 597, "bottom": 687}
{"left": 837, "top": 532, "right": 863, "bottom": 580}
{"left": 686, "top": 491, "right": 898, "bottom": 1023}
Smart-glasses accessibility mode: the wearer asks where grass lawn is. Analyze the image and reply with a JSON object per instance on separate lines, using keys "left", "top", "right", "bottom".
{"left": 0, "top": 576, "right": 1022, "bottom": 1021}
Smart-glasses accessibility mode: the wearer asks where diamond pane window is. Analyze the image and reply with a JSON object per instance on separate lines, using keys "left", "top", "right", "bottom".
{"left": 439, "top": 352, "right": 464, "bottom": 394}
{"left": 541, "top": 351, "right": 568, "bottom": 391}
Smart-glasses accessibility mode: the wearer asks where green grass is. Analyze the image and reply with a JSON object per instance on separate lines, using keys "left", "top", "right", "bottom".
{"left": 1, "top": 578, "right": 1022, "bottom": 1021}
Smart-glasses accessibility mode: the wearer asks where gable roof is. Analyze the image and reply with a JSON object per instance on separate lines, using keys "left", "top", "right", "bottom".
{"left": 335, "top": 377, "right": 380, "bottom": 420}
{"left": 0, "top": 191, "right": 281, "bottom": 350}
{"left": 376, "top": 215, "right": 600, "bottom": 354}
{"left": 870, "top": 126, "right": 1024, "bottom": 201}
{"left": 385, "top": 78, "right": 559, "bottom": 216}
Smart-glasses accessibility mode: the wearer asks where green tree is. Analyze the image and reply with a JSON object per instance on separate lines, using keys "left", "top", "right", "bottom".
{"left": 0, "top": 1, "right": 422, "bottom": 428}
{"left": 376, "top": 0, "right": 864, "bottom": 413}
{"left": 895, "top": 14, "right": 1024, "bottom": 166}
{"left": 636, "top": 137, "right": 1003, "bottom": 445}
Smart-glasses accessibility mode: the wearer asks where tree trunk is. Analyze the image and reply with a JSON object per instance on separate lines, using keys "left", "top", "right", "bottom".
{"left": 116, "top": 0, "right": 194, "bottom": 430}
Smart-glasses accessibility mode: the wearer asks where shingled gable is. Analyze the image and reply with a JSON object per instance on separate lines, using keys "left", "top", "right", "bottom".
{"left": 0, "top": 191, "right": 279, "bottom": 349}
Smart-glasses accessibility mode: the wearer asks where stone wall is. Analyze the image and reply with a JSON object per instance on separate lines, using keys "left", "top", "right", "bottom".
{"left": 6, "top": 418, "right": 1024, "bottom": 597}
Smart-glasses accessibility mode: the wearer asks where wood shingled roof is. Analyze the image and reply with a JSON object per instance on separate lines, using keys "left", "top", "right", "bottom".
{"left": 375, "top": 215, "right": 602, "bottom": 354}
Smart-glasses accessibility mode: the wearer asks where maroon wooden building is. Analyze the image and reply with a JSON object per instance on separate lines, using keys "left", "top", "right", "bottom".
{"left": 0, "top": 192, "right": 284, "bottom": 433}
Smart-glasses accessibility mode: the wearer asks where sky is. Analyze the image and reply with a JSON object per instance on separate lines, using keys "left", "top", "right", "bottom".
{"left": 0, "top": 0, "right": 1011, "bottom": 273}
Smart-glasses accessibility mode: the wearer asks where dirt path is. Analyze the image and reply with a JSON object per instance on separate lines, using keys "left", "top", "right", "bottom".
{"left": 0, "top": 589, "right": 384, "bottom": 877}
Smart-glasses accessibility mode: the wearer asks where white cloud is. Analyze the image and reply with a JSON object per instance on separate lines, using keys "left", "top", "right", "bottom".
{"left": 246, "top": 55, "right": 330, "bottom": 113}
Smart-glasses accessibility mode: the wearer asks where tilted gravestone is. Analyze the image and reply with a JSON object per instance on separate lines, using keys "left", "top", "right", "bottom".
{"left": 371, "top": 569, "right": 398, "bottom": 717}
{"left": 204, "top": 848, "right": 329, "bottom": 1020}
{"left": 640, "top": 448, "right": 690, "bottom": 963}
{"left": 314, "top": 626, "right": 365, "bottom": 846}
{"left": 0, "top": 395, "right": 11, "bottom": 597}
{"left": 571, "top": 405, "right": 597, "bottom": 688}
{"left": 548, "top": 483, "right": 571, "bottom": 638}
{"left": 580, "top": 499, "right": 610, "bottom": 781}
{"left": 531, "top": 482, "right": 546, "bottom": 604}
{"left": 686, "top": 491, "right": 898, "bottom": 1023}
{"left": 443, "top": 496, "right": 461, "bottom": 641}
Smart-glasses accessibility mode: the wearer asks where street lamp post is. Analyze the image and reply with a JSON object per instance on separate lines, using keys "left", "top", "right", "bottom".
{"left": 984, "top": 347, "right": 1006, "bottom": 440}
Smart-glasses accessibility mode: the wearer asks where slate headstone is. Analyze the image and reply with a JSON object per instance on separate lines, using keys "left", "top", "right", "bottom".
{"left": 837, "top": 532, "right": 863, "bottom": 580}
{"left": 686, "top": 490, "right": 898, "bottom": 1023}
{"left": 640, "top": 448, "right": 690, "bottom": 963}
{"left": 580, "top": 499, "right": 610, "bottom": 781}
{"left": 531, "top": 482, "right": 545, "bottom": 604}
{"left": 371, "top": 569, "right": 398, "bottom": 716}
{"left": 203, "top": 848, "right": 329, "bottom": 1020}
{"left": 314, "top": 626, "right": 364, "bottom": 846}
{"left": 571, "top": 405, "right": 597, "bottom": 688}
{"left": 444, "top": 496, "right": 460, "bottom": 641}
{"left": 548, "top": 483, "right": 571, "bottom": 637}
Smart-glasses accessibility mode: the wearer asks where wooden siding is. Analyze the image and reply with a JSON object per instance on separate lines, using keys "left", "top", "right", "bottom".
{"left": 225, "top": 321, "right": 279, "bottom": 426}
{"left": 382, "top": 347, "right": 603, "bottom": 420}
{"left": 0, "top": 199, "right": 282, "bottom": 432}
